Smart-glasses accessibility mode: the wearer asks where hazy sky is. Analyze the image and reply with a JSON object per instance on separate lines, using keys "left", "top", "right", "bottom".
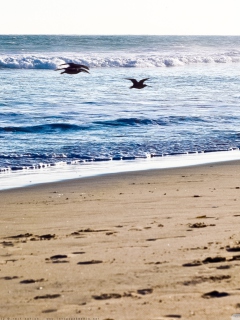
{"left": 1, "top": 0, "right": 240, "bottom": 35}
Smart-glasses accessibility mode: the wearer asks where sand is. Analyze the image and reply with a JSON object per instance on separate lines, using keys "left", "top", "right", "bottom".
{"left": 1, "top": 161, "right": 240, "bottom": 319}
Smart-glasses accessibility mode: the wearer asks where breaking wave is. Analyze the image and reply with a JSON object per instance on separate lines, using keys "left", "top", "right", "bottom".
{"left": 1, "top": 52, "right": 240, "bottom": 69}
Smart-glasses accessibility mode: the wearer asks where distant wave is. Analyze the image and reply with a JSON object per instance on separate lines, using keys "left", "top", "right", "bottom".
{"left": 0, "top": 123, "right": 88, "bottom": 133}
{"left": 1, "top": 52, "right": 240, "bottom": 69}
{"left": 94, "top": 116, "right": 207, "bottom": 127}
{"left": 94, "top": 118, "right": 156, "bottom": 126}
{"left": 0, "top": 117, "right": 207, "bottom": 133}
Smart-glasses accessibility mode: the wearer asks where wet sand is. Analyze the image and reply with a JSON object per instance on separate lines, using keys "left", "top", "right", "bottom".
{"left": 1, "top": 161, "right": 240, "bottom": 319}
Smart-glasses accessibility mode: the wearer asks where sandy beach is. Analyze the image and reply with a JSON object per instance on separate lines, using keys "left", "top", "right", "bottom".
{"left": 1, "top": 161, "right": 240, "bottom": 320}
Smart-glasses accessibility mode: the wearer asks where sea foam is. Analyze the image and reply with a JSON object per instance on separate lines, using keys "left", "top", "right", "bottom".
{"left": 0, "top": 53, "right": 240, "bottom": 69}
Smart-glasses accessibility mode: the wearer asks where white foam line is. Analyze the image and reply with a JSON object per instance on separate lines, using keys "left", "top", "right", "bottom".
{"left": 1, "top": 150, "right": 240, "bottom": 191}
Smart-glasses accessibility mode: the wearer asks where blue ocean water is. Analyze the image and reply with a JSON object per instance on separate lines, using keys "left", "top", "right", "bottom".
{"left": 1, "top": 35, "right": 240, "bottom": 188}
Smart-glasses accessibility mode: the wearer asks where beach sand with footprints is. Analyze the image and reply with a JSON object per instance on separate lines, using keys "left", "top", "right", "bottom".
{"left": 1, "top": 162, "right": 240, "bottom": 319}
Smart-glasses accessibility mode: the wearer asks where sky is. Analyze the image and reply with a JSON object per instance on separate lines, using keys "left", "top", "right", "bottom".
{"left": 1, "top": 0, "right": 240, "bottom": 35}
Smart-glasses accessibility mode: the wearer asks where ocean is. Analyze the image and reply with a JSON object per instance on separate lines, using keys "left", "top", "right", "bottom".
{"left": 1, "top": 35, "right": 240, "bottom": 190}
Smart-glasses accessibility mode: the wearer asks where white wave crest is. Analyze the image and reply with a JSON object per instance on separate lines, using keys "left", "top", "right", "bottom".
{"left": 1, "top": 53, "right": 240, "bottom": 69}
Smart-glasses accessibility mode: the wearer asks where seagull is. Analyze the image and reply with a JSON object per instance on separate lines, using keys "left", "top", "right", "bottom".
{"left": 126, "top": 78, "right": 150, "bottom": 89}
{"left": 59, "top": 67, "right": 90, "bottom": 75}
{"left": 58, "top": 62, "right": 89, "bottom": 70}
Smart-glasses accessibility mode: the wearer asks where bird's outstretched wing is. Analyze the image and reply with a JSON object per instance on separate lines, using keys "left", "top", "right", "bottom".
{"left": 139, "top": 78, "right": 149, "bottom": 84}
{"left": 126, "top": 78, "right": 138, "bottom": 85}
{"left": 79, "top": 68, "right": 90, "bottom": 74}
{"left": 61, "top": 63, "right": 89, "bottom": 70}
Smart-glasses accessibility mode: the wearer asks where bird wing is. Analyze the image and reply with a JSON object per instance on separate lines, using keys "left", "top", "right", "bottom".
{"left": 139, "top": 78, "right": 149, "bottom": 84}
{"left": 71, "top": 63, "right": 89, "bottom": 70}
{"left": 126, "top": 78, "right": 138, "bottom": 85}
{"left": 79, "top": 68, "right": 90, "bottom": 74}
{"left": 77, "top": 64, "right": 89, "bottom": 70}
{"left": 60, "top": 63, "right": 89, "bottom": 70}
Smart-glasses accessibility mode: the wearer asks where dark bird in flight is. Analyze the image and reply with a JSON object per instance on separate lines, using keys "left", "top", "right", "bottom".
{"left": 58, "top": 62, "right": 89, "bottom": 70}
{"left": 126, "top": 78, "right": 150, "bottom": 89}
{"left": 55, "top": 62, "right": 89, "bottom": 74}
{"left": 58, "top": 67, "right": 90, "bottom": 75}
{"left": 55, "top": 62, "right": 90, "bottom": 75}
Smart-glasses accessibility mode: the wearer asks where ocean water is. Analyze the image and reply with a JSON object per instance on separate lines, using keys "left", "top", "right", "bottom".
{"left": 1, "top": 35, "right": 240, "bottom": 189}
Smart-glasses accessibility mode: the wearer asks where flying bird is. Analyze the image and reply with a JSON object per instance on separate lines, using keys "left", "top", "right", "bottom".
{"left": 58, "top": 62, "right": 89, "bottom": 70}
{"left": 126, "top": 78, "right": 150, "bottom": 89}
{"left": 55, "top": 62, "right": 90, "bottom": 75}
{"left": 58, "top": 67, "right": 90, "bottom": 75}
{"left": 55, "top": 61, "right": 90, "bottom": 75}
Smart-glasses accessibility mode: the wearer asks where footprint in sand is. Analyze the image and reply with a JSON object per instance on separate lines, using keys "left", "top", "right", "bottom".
{"left": 34, "top": 294, "right": 61, "bottom": 300}
{"left": 183, "top": 256, "right": 227, "bottom": 267}
{"left": 188, "top": 222, "right": 207, "bottom": 228}
{"left": 188, "top": 222, "right": 216, "bottom": 228}
{"left": 202, "top": 256, "right": 226, "bottom": 264}
{"left": 42, "top": 309, "right": 58, "bottom": 314}
{"left": 92, "top": 293, "right": 121, "bottom": 300}
{"left": 183, "top": 275, "right": 231, "bottom": 286}
{"left": 77, "top": 260, "right": 103, "bottom": 265}
{"left": 49, "top": 254, "right": 68, "bottom": 260}
{"left": 6, "top": 233, "right": 33, "bottom": 239}
{"left": 137, "top": 288, "right": 153, "bottom": 295}
{"left": 216, "top": 265, "right": 231, "bottom": 269}
{"left": 72, "top": 251, "right": 85, "bottom": 254}
{"left": 1, "top": 276, "right": 19, "bottom": 280}
{"left": 202, "top": 290, "right": 230, "bottom": 299}
{"left": 45, "top": 254, "right": 69, "bottom": 263}
{"left": 1, "top": 241, "right": 14, "bottom": 247}
{"left": 182, "top": 261, "right": 202, "bottom": 267}
{"left": 20, "top": 278, "right": 45, "bottom": 284}
{"left": 226, "top": 246, "right": 240, "bottom": 252}
{"left": 6, "top": 233, "right": 56, "bottom": 241}
{"left": 38, "top": 234, "right": 56, "bottom": 240}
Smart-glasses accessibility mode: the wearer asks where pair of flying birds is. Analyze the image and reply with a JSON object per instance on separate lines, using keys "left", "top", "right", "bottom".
{"left": 55, "top": 62, "right": 149, "bottom": 89}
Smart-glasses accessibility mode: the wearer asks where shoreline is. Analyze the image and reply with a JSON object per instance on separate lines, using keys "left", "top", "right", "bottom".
{"left": 1, "top": 149, "right": 240, "bottom": 191}
{"left": 1, "top": 160, "right": 240, "bottom": 319}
